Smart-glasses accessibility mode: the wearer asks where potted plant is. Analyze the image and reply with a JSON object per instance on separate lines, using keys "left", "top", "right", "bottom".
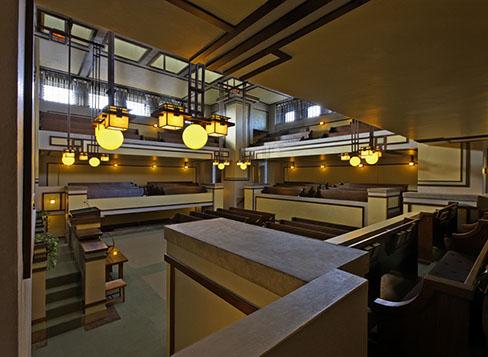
{"left": 35, "top": 232, "right": 59, "bottom": 270}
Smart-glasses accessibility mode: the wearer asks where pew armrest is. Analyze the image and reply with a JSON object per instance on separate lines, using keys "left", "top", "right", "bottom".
{"left": 371, "top": 295, "right": 419, "bottom": 316}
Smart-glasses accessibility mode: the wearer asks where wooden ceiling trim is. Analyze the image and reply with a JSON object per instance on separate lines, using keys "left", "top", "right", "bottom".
{"left": 165, "top": 0, "right": 235, "bottom": 32}
{"left": 205, "top": 0, "right": 335, "bottom": 71}
{"left": 190, "top": 0, "right": 285, "bottom": 63}
{"left": 239, "top": 51, "right": 291, "bottom": 81}
{"left": 223, "top": 0, "right": 369, "bottom": 76}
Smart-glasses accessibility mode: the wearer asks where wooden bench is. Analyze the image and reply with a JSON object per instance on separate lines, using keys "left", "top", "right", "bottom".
{"left": 370, "top": 238, "right": 488, "bottom": 356}
{"left": 279, "top": 219, "right": 349, "bottom": 236}
{"left": 291, "top": 217, "right": 356, "bottom": 231}
{"left": 349, "top": 219, "right": 419, "bottom": 302}
{"left": 265, "top": 221, "right": 336, "bottom": 241}
{"left": 105, "top": 278, "right": 127, "bottom": 303}
{"left": 229, "top": 207, "right": 275, "bottom": 222}
{"left": 171, "top": 213, "right": 202, "bottom": 223}
{"left": 447, "top": 219, "right": 488, "bottom": 257}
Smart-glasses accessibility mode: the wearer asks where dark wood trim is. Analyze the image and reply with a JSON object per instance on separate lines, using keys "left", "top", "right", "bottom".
{"left": 32, "top": 317, "right": 47, "bottom": 325}
{"left": 169, "top": 261, "right": 175, "bottom": 355}
{"left": 23, "top": 0, "right": 35, "bottom": 279}
{"left": 221, "top": 0, "right": 369, "bottom": 74}
{"left": 83, "top": 298, "right": 107, "bottom": 309}
{"left": 190, "top": 0, "right": 285, "bottom": 62}
{"left": 32, "top": 267, "right": 48, "bottom": 273}
{"left": 165, "top": 0, "right": 234, "bottom": 32}
{"left": 207, "top": 0, "right": 334, "bottom": 70}
{"left": 239, "top": 51, "right": 291, "bottom": 80}
{"left": 165, "top": 254, "right": 259, "bottom": 315}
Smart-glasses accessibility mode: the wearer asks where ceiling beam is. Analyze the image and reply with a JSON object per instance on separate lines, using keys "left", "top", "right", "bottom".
{"left": 165, "top": 0, "right": 234, "bottom": 32}
{"left": 206, "top": 0, "right": 335, "bottom": 71}
{"left": 239, "top": 51, "right": 291, "bottom": 81}
{"left": 190, "top": 0, "right": 285, "bottom": 63}
{"left": 223, "top": 0, "right": 370, "bottom": 76}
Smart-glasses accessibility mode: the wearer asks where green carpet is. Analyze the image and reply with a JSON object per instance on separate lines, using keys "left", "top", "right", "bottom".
{"left": 34, "top": 224, "right": 167, "bottom": 357}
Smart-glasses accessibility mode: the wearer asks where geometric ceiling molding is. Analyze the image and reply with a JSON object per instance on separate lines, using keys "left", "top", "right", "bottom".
{"left": 238, "top": 51, "right": 291, "bottom": 81}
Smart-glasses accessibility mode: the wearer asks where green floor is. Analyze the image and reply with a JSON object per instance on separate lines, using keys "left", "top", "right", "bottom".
{"left": 34, "top": 224, "right": 167, "bottom": 357}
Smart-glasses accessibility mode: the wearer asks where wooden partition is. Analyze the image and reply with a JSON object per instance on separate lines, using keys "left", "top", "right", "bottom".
{"left": 244, "top": 188, "right": 403, "bottom": 228}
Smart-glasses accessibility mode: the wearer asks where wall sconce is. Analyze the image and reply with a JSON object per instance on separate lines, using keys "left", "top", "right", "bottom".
{"left": 113, "top": 163, "right": 118, "bottom": 167}
{"left": 184, "top": 161, "right": 189, "bottom": 169}
{"left": 290, "top": 162, "right": 295, "bottom": 169}
{"left": 483, "top": 168, "right": 488, "bottom": 175}
{"left": 152, "top": 164, "right": 158, "bottom": 169}
{"left": 320, "top": 163, "right": 326, "bottom": 169}
{"left": 358, "top": 163, "right": 364, "bottom": 168}
{"left": 42, "top": 192, "right": 65, "bottom": 212}
{"left": 408, "top": 155, "right": 416, "bottom": 166}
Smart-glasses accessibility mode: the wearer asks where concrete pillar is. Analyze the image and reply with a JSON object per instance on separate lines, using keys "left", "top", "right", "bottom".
{"left": 0, "top": 0, "right": 32, "bottom": 355}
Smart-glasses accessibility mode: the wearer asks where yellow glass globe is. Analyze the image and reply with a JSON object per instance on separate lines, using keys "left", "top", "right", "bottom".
{"left": 349, "top": 156, "right": 361, "bottom": 167}
{"left": 89, "top": 157, "right": 101, "bottom": 167}
{"left": 365, "top": 152, "right": 379, "bottom": 165}
{"left": 182, "top": 124, "right": 208, "bottom": 150}
{"left": 62, "top": 153, "right": 75, "bottom": 166}
{"left": 239, "top": 163, "right": 248, "bottom": 170}
{"left": 217, "top": 163, "right": 225, "bottom": 170}
{"left": 95, "top": 123, "right": 124, "bottom": 151}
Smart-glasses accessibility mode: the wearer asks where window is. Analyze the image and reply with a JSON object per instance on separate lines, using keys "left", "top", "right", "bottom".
{"left": 113, "top": 37, "right": 149, "bottom": 62}
{"left": 127, "top": 100, "right": 148, "bottom": 116}
{"left": 285, "top": 111, "right": 295, "bottom": 123}
{"left": 42, "top": 85, "right": 72, "bottom": 104}
{"left": 89, "top": 93, "right": 109, "bottom": 109}
{"left": 307, "top": 105, "right": 321, "bottom": 118}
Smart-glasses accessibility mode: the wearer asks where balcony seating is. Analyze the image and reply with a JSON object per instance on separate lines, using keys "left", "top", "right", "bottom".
{"left": 145, "top": 182, "right": 206, "bottom": 196}
{"left": 158, "top": 131, "right": 219, "bottom": 147}
{"left": 69, "top": 182, "right": 144, "bottom": 199}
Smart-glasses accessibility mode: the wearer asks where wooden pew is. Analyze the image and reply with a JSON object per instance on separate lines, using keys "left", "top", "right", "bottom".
{"left": 447, "top": 219, "right": 488, "bottom": 257}
{"left": 349, "top": 219, "right": 419, "bottom": 302}
{"left": 171, "top": 213, "right": 202, "bottom": 223}
{"left": 190, "top": 211, "right": 219, "bottom": 219}
{"left": 291, "top": 217, "right": 356, "bottom": 231}
{"left": 264, "top": 222, "right": 336, "bottom": 241}
{"left": 370, "top": 239, "right": 488, "bottom": 357}
{"left": 216, "top": 208, "right": 270, "bottom": 225}
{"left": 418, "top": 202, "right": 458, "bottom": 262}
{"left": 204, "top": 210, "right": 251, "bottom": 224}
{"left": 229, "top": 207, "right": 275, "bottom": 222}
{"left": 278, "top": 219, "right": 349, "bottom": 236}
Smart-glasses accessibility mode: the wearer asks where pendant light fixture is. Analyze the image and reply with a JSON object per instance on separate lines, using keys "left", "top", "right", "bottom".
{"left": 154, "top": 103, "right": 186, "bottom": 130}
{"left": 79, "top": 152, "right": 89, "bottom": 161}
{"left": 93, "top": 32, "right": 129, "bottom": 151}
{"left": 62, "top": 20, "right": 75, "bottom": 167}
{"left": 100, "top": 154, "right": 110, "bottom": 162}
{"left": 89, "top": 156, "right": 101, "bottom": 167}
{"left": 206, "top": 114, "right": 232, "bottom": 137}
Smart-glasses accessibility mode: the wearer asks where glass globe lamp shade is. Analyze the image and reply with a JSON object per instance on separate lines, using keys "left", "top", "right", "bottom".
{"left": 62, "top": 150, "right": 75, "bottom": 166}
{"left": 217, "top": 163, "right": 225, "bottom": 170}
{"left": 95, "top": 123, "right": 124, "bottom": 151}
{"left": 182, "top": 124, "right": 208, "bottom": 150}
{"left": 89, "top": 157, "right": 101, "bottom": 167}
{"left": 365, "top": 152, "right": 379, "bottom": 165}
{"left": 239, "top": 163, "right": 248, "bottom": 170}
{"left": 349, "top": 156, "right": 361, "bottom": 167}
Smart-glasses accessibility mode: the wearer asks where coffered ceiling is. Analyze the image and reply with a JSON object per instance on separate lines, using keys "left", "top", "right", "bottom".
{"left": 36, "top": 0, "right": 488, "bottom": 141}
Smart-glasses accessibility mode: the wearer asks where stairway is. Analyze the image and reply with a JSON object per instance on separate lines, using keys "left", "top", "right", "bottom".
{"left": 43, "top": 242, "right": 83, "bottom": 338}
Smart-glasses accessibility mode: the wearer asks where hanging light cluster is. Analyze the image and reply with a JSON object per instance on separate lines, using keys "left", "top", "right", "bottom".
{"left": 152, "top": 104, "right": 234, "bottom": 151}
{"left": 340, "top": 120, "right": 383, "bottom": 167}
{"left": 152, "top": 64, "right": 234, "bottom": 151}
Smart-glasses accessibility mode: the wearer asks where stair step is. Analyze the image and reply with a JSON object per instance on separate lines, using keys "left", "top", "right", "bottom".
{"left": 47, "top": 296, "right": 83, "bottom": 319}
{"left": 46, "top": 311, "right": 83, "bottom": 338}
{"left": 47, "top": 282, "right": 81, "bottom": 303}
